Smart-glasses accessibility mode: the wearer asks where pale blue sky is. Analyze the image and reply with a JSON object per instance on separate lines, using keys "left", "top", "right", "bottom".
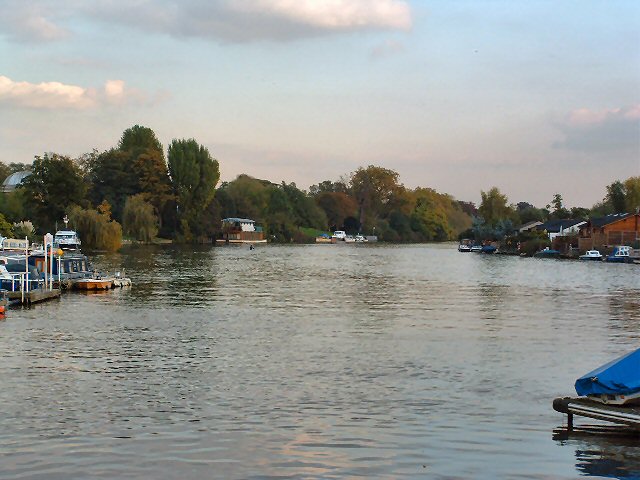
{"left": 1, "top": 0, "right": 638, "bottom": 208}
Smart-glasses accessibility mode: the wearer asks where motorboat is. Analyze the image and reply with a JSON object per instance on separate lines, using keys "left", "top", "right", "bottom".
{"left": 54, "top": 230, "right": 81, "bottom": 251}
{"left": 575, "top": 348, "right": 640, "bottom": 405}
{"left": 458, "top": 243, "right": 472, "bottom": 252}
{"left": 605, "top": 245, "right": 631, "bottom": 263}
{"left": 470, "top": 245, "right": 483, "bottom": 253}
{"left": 534, "top": 247, "right": 560, "bottom": 258}
{"left": 579, "top": 250, "right": 602, "bottom": 261}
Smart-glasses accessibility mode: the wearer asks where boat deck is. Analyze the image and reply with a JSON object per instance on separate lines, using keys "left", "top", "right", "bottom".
{"left": 553, "top": 396, "right": 640, "bottom": 430}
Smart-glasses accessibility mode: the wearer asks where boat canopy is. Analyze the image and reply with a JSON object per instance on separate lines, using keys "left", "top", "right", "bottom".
{"left": 575, "top": 348, "right": 640, "bottom": 396}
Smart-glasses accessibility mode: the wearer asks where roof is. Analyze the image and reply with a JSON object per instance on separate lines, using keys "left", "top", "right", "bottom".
{"left": 518, "top": 220, "right": 542, "bottom": 230}
{"left": 536, "top": 219, "right": 585, "bottom": 233}
{"left": 589, "top": 213, "right": 632, "bottom": 228}
{"left": 1, "top": 170, "right": 31, "bottom": 192}
{"left": 222, "top": 218, "right": 255, "bottom": 223}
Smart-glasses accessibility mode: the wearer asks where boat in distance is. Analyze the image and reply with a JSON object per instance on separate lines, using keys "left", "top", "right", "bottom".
{"left": 579, "top": 250, "right": 603, "bottom": 261}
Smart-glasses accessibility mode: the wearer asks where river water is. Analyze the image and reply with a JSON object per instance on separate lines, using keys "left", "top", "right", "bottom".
{"left": 0, "top": 243, "right": 639, "bottom": 479}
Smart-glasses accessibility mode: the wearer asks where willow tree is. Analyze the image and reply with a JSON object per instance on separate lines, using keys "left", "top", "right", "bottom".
{"left": 122, "top": 194, "right": 158, "bottom": 242}
{"left": 68, "top": 204, "right": 122, "bottom": 251}
{"left": 167, "top": 138, "right": 220, "bottom": 241}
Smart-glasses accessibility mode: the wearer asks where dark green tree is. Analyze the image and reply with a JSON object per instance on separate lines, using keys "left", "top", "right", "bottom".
{"left": 20, "top": 153, "right": 87, "bottom": 232}
{"left": 606, "top": 180, "right": 627, "bottom": 213}
{"left": 168, "top": 138, "right": 220, "bottom": 240}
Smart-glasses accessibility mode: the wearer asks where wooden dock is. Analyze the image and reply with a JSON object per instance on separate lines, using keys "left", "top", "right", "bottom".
{"left": 6, "top": 288, "right": 62, "bottom": 305}
{"left": 553, "top": 396, "right": 640, "bottom": 431}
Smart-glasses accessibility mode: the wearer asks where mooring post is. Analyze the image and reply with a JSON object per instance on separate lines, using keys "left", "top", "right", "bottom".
{"left": 567, "top": 412, "right": 573, "bottom": 431}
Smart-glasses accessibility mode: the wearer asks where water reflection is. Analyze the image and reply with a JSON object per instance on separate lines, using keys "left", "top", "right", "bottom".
{"left": 554, "top": 427, "right": 640, "bottom": 478}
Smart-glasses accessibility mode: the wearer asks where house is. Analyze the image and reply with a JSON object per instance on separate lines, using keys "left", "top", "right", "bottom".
{"left": 535, "top": 219, "right": 586, "bottom": 241}
{"left": 518, "top": 220, "right": 543, "bottom": 233}
{"left": 578, "top": 213, "right": 640, "bottom": 252}
{"left": 217, "top": 218, "right": 266, "bottom": 244}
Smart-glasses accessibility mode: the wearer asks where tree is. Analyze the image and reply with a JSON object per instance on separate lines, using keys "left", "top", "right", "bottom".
{"left": 350, "top": 165, "right": 402, "bottom": 228}
{"left": 624, "top": 176, "right": 640, "bottom": 213}
{"left": 0, "top": 213, "right": 13, "bottom": 237}
{"left": 606, "top": 180, "right": 627, "bottom": 213}
{"left": 478, "top": 187, "right": 513, "bottom": 226}
{"left": 20, "top": 153, "right": 87, "bottom": 232}
{"left": 84, "top": 148, "right": 138, "bottom": 223}
{"left": 315, "top": 192, "right": 357, "bottom": 231}
{"left": 549, "top": 193, "right": 570, "bottom": 219}
{"left": 122, "top": 194, "right": 159, "bottom": 242}
{"left": 168, "top": 138, "right": 220, "bottom": 240}
{"left": 68, "top": 205, "right": 122, "bottom": 251}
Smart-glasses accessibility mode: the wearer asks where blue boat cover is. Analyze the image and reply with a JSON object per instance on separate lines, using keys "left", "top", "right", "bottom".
{"left": 575, "top": 348, "right": 640, "bottom": 396}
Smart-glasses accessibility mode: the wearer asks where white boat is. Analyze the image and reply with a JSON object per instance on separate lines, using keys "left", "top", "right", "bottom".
{"left": 331, "top": 230, "right": 346, "bottom": 241}
{"left": 470, "top": 245, "right": 482, "bottom": 253}
{"left": 355, "top": 234, "right": 367, "bottom": 242}
{"left": 458, "top": 243, "right": 471, "bottom": 252}
{"left": 54, "top": 230, "right": 81, "bottom": 250}
{"left": 344, "top": 235, "right": 356, "bottom": 243}
{"left": 579, "top": 250, "right": 602, "bottom": 261}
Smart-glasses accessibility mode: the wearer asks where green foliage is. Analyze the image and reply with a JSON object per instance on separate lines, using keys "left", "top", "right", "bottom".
{"left": 606, "top": 180, "right": 627, "bottom": 213}
{"left": 122, "top": 194, "right": 159, "bottom": 242}
{"left": 68, "top": 205, "right": 122, "bottom": 251}
{"left": 0, "top": 189, "right": 28, "bottom": 223}
{"left": 168, "top": 138, "right": 220, "bottom": 240}
{"left": 624, "top": 176, "right": 640, "bottom": 213}
{"left": 350, "top": 165, "right": 402, "bottom": 228}
{"left": 0, "top": 213, "right": 14, "bottom": 237}
{"left": 479, "top": 187, "right": 515, "bottom": 227}
{"left": 315, "top": 191, "right": 358, "bottom": 231}
{"left": 84, "top": 148, "right": 137, "bottom": 222}
{"left": 20, "top": 153, "right": 87, "bottom": 232}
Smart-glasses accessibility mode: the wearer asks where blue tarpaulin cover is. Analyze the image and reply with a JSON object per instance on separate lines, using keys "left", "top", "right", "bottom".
{"left": 575, "top": 348, "right": 640, "bottom": 396}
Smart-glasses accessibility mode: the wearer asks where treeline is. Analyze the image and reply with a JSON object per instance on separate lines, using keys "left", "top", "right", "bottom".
{"left": 0, "top": 124, "right": 636, "bottom": 251}
{"left": 0, "top": 125, "right": 471, "bottom": 249}
{"left": 216, "top": 166, "right": 471, "bottom": 243}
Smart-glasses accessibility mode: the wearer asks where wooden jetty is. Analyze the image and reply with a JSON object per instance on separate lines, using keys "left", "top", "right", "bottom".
{"left": 553, "top": 396, "right": 640, "bottom": 431}
{"left": 6, "top": 288, "right": 61, "bottom": 305}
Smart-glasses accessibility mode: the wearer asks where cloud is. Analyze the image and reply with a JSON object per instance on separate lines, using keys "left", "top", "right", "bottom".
{"left": 554, "top": 104, "right": 640, "bottom": 154}
{"left": 0, "top": 1, "right": 70, "bottom": 43}
{"left": 239, "top": 0, "right": 412, "bottom": 30}
{"left": 85, "top": 0, "right": 412, "bottom": 42}
{"left": 0, "top": 75, "right": 153, "bottom": 110}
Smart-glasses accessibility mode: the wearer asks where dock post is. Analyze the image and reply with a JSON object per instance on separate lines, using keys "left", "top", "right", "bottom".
{"left": 567, "top": 412, "right": 573, "bottom": 431}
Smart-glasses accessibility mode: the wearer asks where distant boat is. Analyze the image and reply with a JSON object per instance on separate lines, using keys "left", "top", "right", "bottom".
{"left": 481, "top": 245, "right": 497, "bottom": 254}
{"left": 605, "top": 245, "right": 632, "bottom": 263}
{"left": 470, "top": 245, "right": 483, "bottom": 253}
{"left": 534, "top": 247, "right": 560, "bottom": 258}
{"left": 458, "top": 243, "right": 472, "bottom": 252}
{"left": 579, "top": 250, "right": 602, "bottom": 261}
{"left": 54, "top": 230, "right": 81, "bottom": 251}
{"left": 575, "top": 348, "right": 640, "bottom": 405}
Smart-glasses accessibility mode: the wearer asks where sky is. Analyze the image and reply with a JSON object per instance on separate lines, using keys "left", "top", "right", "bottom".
{"left": 0, "top": 0, "right": 638, "bottom": 209}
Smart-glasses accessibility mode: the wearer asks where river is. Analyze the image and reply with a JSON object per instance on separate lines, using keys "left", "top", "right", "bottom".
{"left": 0, "top": 243, "right": 638, "bottom": 479}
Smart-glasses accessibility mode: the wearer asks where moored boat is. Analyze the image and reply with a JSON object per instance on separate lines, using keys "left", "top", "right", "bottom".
{"left": 73, "top": 278, "right": 113, "bottom": 290}
{"left": 579, "top": 250, "right": 602, "bottom": 261}
{"left": 575, "top": 348, "right": 640, "bottom": 405}
{"left": 605, "top": 245, "right": 632, "bottom": 263}
{"left": 534, "top": 247, "right": 560, "bottom": 258}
